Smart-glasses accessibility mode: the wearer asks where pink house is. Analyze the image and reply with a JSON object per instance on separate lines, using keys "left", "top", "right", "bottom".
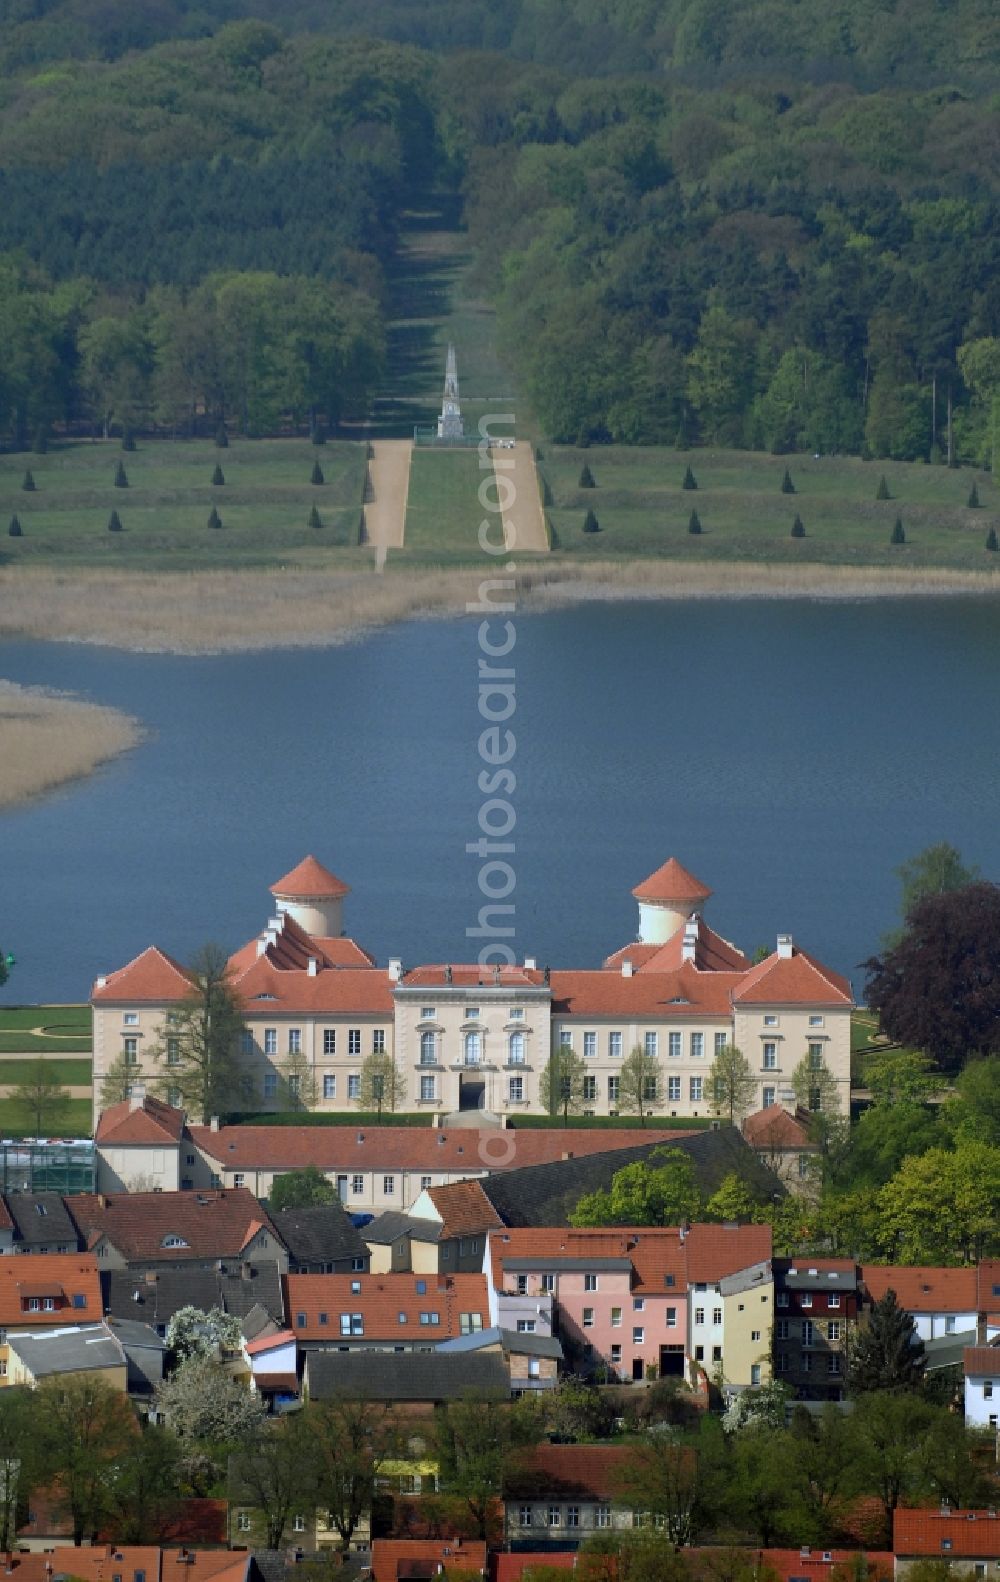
{"left": 487, "top": 1228, "right": 687, "bottom": 1382}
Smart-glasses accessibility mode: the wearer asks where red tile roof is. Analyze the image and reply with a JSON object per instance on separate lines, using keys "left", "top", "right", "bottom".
{"left": 229, "top": 957, "right": 393, "bottom": 1014}
{"left": 743, "top": 1107, "right": 814, "bottom": 1149}
{"left": 632, "top": 859, "right": 712, "bottom": 904}
{"left": 284, "top": 1271, "right": 489, "bottom": 1341}
{"left": 401, "top": 965, "right": 545, "bottom": 989}
{"left": 964, "top": 1347, "right": 1000, "bottom": 1375}
{"left": 488, "top": 1227, "right": 687, "bottom": 1297}
{"left": 95, "top": 1094, "right": 187, "bottom": 1146}
{"left": 371, "top": 1538, "right": 487, "bottom": 1582}
{"left": 191, "top": 1124, "right": 686, "bottom": 1175}
{"left": 894, "top": 1509, "right": 1000, "bottom": 1557}
{"left": 759, "top": 1551, "right": 893, "bottom": 1582}
{"left": 732, "top": 946, "right": 852, "bottom": 1006}
{"left": 0, "top": 1254, "right": 102, "bottom": 1328}
{"left": 228, "top": 912, "right": 375, "bottom": 977}
{"left": 504, "top": 1444, "right": 631, "bottom": 1501}
{"left": 92, "top": 945, "right": 194, "bottom": 1004}
{"left": 978, "top": 1261, "right": 1000, "bottom": 1317}
{"left": 862, "top": 1265, "right": 978, "bottom": 1313}
{"left": 67, "top": 1189, "right": 280, "bottom": 1263}
{"left": 270, "top": 856, "right": 350, "bottom": 898}
{"left": 245, "top": 1328, "right": 295, "bottom": 1356}
{"left": 492, "top": 1557, "right": 577, "bottom": 1582}
{"left": 683, "top": 1223, "right": 773, "bottom": 1282}
{"left": 549, "top": 966, "right": 741, "bottom": 1019}
{"left": 426, "top": 1181, "right": 504, "bottom": 1239}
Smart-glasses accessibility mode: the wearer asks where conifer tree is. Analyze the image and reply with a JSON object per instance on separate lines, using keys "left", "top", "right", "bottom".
{"left": 107, "top": 510, "right": 123, "bottom": 532}
{"left": 114, "top": 460, "right": 128, "bottom": 488}
{"left": 987, "top": 526, "right": 998, "bottom": 551}
{"left": 7, "top": 516, "right": 21, "bottom": 537}
{"left": 121, "top": 431, "right": 136, "bottom": 452}
{"left": 968, "top": 481, "right": 981, "bottom": 508}
{"left": 208, "top": 506, "right": 222, "bottom": 529}
{"left": 890, "top": 517, "right": 905, "bottom": 544}
{"left": 877, "top": 475, "right": 892, "bottom": 501}
{"left": 21, "top": 469, "right": 35, "bottom": 492}
{"left": 688, "top": 510, "right": 702, "bottom": 534}
{"left": 781, "top": 468, "right": 796, "bottom": 494}
{"left": 212, "top": 464, "right": 225, "bottom": 486}
{"left": 215, "top": 424, "right": 228, "bottom": 449}
{"left": 582, "top": 509, "right": 600, "bottom": 533}
{"left": 310, "top": 460, "right": 325, "bottom": 485}
{"left": 791, "top": 514, "right": 805, "bottom": 537}
{"left": 846, "top": 1289, "right": 925, "bottom": 1395}
{"left": 578, "top": 463, "right": 595, "bottom": 488}
{"left": 309, "top": 505, "right": 323, "bottom": 530}
{"left": 682, "top": 466, "right": 698, "bottom": 491}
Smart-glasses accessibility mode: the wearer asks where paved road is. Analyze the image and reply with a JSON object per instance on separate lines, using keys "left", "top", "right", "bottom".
{"left": 363, "top": 439, "right": 413, "bottom": 560}
{"left": 492, "top": 441, "right": 549, "bottom": 553}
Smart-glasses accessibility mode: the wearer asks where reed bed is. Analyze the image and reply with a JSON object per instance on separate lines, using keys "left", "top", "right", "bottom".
{"left": 0, "top": 679, "right": 142, "bottom": 809}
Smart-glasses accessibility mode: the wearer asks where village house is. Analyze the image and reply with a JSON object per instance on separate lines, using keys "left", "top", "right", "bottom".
{"left": 963, "top": 1344, "right": 1000, "bottom": 1429}
{"left": 91, "top": 856, "right": 852, "bottom": 1129}
{"left": 284, "top": 1269, "right": 489, "bottom": 1353}
{"left": 6, "top": 1319, "right": 129, "bottom": 1391}
{"left": 501, "top": 1444, "right": 638, "bottom": 1546}
{"left": 436, "top": 1324, "right": 563, "bottom": 1393}
{"left": 104, "top": 1260, "right": 284, "bottom": 1336}
{"left": 773, "top": 1258, "right": 858, "bottom": 1402}
{"left": 303, "top": 1346, "right": 509, "bottom": 1413}
{"left": 370, "top": 1539, "right": 487, "bottom": 1582}
{"left": 0, "top": 1252, "right": 103, "bottom": 1385}
{"left": 65, "top": 1187, "right": 287, "bottom": 1273}
{"left": 861, "top": 1266, "right": 979, "bottom": 1342}
{"left": 894, "top": 1508, "right": 1000, "bottom": 1576}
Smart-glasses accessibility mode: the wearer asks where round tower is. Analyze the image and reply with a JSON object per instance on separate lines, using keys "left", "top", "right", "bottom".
{"left": 631, "top": 858, "right": 712, "bottom": 944}
{"left": 269, "top": 855, "right": 350, "bottom": 938}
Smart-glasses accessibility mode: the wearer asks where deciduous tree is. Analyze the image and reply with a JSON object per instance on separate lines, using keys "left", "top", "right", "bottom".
{"left": 708, "top": 1044, "right": 756, "bottom": 1124}
{"left": 541, "top": 1044, "right": 587, "bottom": 1121}
{"left": 148, "top": 943, "right": 244, "bottom": 1123}
{"left": 356, "top": 1051, "right": 406, "bottom": 1120}
{"left": 269, "top": 1164, "right": 336, "bottom": 1211}
{"left": 617, "top": 1044, "right": 663, "bottom": 1125}
{"left": 8, "top": 1057, "right": 71, "bottom": 1135}
{"left": 35, "top": 1375, "right": 137, "bottom": 1546}
{"left": 155, "top": 1355, "right": 266, "bottom": 1447}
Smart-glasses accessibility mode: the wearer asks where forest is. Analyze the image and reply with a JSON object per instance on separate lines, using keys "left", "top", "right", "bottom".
{"left": 2, "top": 3, "right": 1000, "bottom": 455}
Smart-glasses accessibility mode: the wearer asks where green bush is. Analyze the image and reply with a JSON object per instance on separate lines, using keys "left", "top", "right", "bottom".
{"left": 682, "top": 465, "right": 697, "bottom": 491}
{"left": 781, "top": 468, "right": 796, "bottom": 494}
{"left": 21, "top": 469, "right": 35, "bottom": 492}
{"left": 309, "top": 505, "right": 323, "bottom": 529}
{"left": 968, "top": 481, "right": 981, "bottom": 508}
{"left": 311, "top": 460, "right": 325, "bottom": 485}
{"left": 121, "top": 431, "right": 136, "bottom": 452}
{"left": 877, "top": 474, "right": 892, "bottom": 501}
{"left": 8, "top": 515, "right": 22, "bottom": 537}
{"left": 986, "top": 526, "right": 998, "bottom": 551}
{"left": 688, "top": 509, "right": 702, "bottom": 534}
{"left": 890, "top": 516, "right": 905, "bottom": 544}
{"left": 578, "top": 463, "right": 595, "bottom": 488}
{"left": 114, "top": 460, "right": 128, "bottom": 488}
{"left": 582, "top": 508, "right": 600, "bottom": 532}
{"left": 212, "top": 464, "right": 225, "bottom": 486}
{"left": 208, "top": 506, "right": 222, "bottom": 529}
{"left": 791, "top": 514, "right": 805, "bottom": 537}
{"left": 107, "top": 509, "right": 123, "bottom": 532}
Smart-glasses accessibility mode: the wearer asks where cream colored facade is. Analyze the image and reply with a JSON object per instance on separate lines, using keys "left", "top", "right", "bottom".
{"left": 688, "top": 1261, "right": 774, "bottom": 1389}
{"left": 393, "top": 980, "right": 551, "bottom": 1116}
{"left": 731, "top": 1001, "right": 852, "bottom": 1116}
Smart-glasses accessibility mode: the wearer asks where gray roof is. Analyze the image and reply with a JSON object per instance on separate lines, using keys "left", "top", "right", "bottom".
{"left": 104, "top": 1262, "right": 284, "bottom": 1328}
{"left": 304, "top": 1348, "right": 509, "bottom": 1402}
{"left": 5, "top": 1193, "right": 80, "bottom": 1248}
{"left": 9, "top": 1322, "right": 124, "bottom": 1377}
{"left": 781, "top": 1268, "right": 858, "bottom": 1292}
{"left": 482, "top": 1127, "right": 782, "bottom": 1225}
{"left": 504, "top": 1257, "right": 630, "bottom": 1273}
{"left": 437, "top": 1326, "right": 564, "bottom": 1360}
{"left": 925, "top": 1329, "right": 978, "bottom": 1372}
{"left": 104, "top": 1316, "right": 166, "bottom": 1351}
{"left": 270, "top": 1203, "right": 368, "bottom": 1265}
{"left": 720, "top": 1260, "right": 771, "bottom": 1298}
{"left": 364, "top": 1211, "right": 442, "bottom": 1245}
{"left": 242, "top": 1302, "right": 280, "bottom": 1343}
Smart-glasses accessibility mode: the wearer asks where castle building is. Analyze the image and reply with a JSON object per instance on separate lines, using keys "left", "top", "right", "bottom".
{"left": 91, "top": 856, "right": 853, "bottom": 1128}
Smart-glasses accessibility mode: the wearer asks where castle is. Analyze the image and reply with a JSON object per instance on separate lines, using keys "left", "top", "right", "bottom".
{"left": 91, "top": 855, "right": 853, "bottom": 1127}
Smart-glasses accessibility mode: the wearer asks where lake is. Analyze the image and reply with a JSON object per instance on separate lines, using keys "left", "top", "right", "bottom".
{"left": 3, "top": 598, "right": 1000, "bottom": 1005}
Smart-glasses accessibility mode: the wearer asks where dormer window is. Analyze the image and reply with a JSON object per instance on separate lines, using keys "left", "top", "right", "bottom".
{"left": 161, "top": 1234, "right": 189, "bottom": 1249}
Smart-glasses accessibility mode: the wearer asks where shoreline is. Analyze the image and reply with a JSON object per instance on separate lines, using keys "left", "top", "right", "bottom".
{"left": 0, "top": 678, "right": 142, "bottom": 811}
{"left": 2, "top": 560, "right": 1000, "bottom": 656}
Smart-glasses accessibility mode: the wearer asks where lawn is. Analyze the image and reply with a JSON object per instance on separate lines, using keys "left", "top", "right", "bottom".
{"left": 0, "top": 1004, "right": 92, "bottom": 1054}
{"left": 403, "top": 447, "right": 488, "bottom": 553}
{"left": 0, "top": 437, "right": 368, "bottom": 569}
{"left": 229, "top": 1110, "right": 433, "bottom": 1127}
{"left": 0, "top": 1096, "right": 92, "bottom": 1134}
{"left": 0, "top": 1058, "right": 92, "bottom": 1085}
{"left": 509, "top": 1114, "right": 711, "bottom": 1130}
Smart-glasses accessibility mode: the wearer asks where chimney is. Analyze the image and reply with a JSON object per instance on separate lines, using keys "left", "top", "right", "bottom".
{"left": 128, "top": 1082, "right": 147, "bottom": 1112}
{"left": 97, "top": 1192, "right": 108, "bottom": 1209}
{"left": 561, "top": 1150, "right": 574, "bottom": 1161}
{"left": 256, "top": 937, "right": 268, "bottom": 958}
{"left": 388, "top": 958, "right": 402, "bottom": 982}
{"left": 144, "top": 1270, "right": 158, "bottom": 1285}
{"left": 307, "top": 957, "right": 318, "bottom": 977}
{"left": 524, "top": 956, "right": 536, "bottom": 970}
{"left": 777, "top": 934, "right": 793, "bottom": 959}
{"left": 96, "top": 975, "right": 107, "bottom": 989}
{"left": 621, "top": 959, "right": 634, "bottom": 978}
{"left": 210, "top": 1115, "right": 220, "bottom": 1132}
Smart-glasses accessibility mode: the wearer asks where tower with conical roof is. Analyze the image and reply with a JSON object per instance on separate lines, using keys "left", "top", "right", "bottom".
{"left": 437, "top": 344, "right": 464, "bottom": 439}
{"left": 632, "top": 858, "right": 712, "bottom": 944}
{"left": 270, "top": 856, "right": 350, "bottom": 938}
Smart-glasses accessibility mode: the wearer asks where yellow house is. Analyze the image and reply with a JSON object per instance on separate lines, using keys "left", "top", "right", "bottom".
{"left": 0, "top": 1255, "right": 104, "bottom": 1387}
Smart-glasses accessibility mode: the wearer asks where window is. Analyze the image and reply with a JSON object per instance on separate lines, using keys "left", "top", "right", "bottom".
{"left": 420, "top": 1007, "right": 436, "bottom": 1022}
{"left": 237, "top": 1514, "right": 251, "bottom": 1533}
{"left": 828, "top": 1293, "right": 841, "bottom": 1309}
{"left": 802, "top": 1320, "right": 814, "bottom": 1345}
{"left": 383, "top": 1175, "right": 395, "bottom": 1196}
{"left": 800, "top": 1293, "right": 813, "bottom": 1309}
{"left": 611, "top": 1344, "right": 622, "bottom": 1363}
{"left": 347, "top": 1074, "right": 361, "bottom": 1099}
{"left": 691, "top": 1032, "right": 704, "bottom": 1059}
{"left": 809, "top": 1015, "right": 824, "bottom": 1027}
{"left": 348, "top": 1029, "right": 361, "bottom": 1056}
{"left": 340, "top": 1313, "right": 363, "bottom": 1335}
{"left": 467, "top": 1007, "right": 481, "bottom": 1021}
{"left": 240, "top": 1028, "right": 254, "bottom": 1056}
{"left": 634, "top": 1297, "right": 645, "bottom": 1312}
{"left": 945, "top": 1315, "right": 957, "bottom": 1334}
{"left": 288, "top": 1028, "right": 301, "bottom": 1054}
{"left": 611, "top": 1307, "right": 622, "bottom": 1328}
{"left": 667, "top": 1307, "right": 677, "bottom": 1328}
{"left": 567, "top": 1506, "right": 580, "bottom": 1528}
{"left": 420, "top": 1074, "right": 436, "bottom": 1102}
{"left": 296, "top": 1311, "right": 307, "bottom": 1329}
{"left": 633, "top": 1327, "right": 644, "bottom": 1344}
{"left": 668, "top": 1032, "right": 681, "bottom": 1059}
{"left": 464, "top": 1031, "right": 482, "bottom": 1065}
{"left": 644, "top": 1031, "right": 658, "bottom": 1059}
{"left": 288, "top": 1074, "right": 301, "bottom": 1100}
{"left": 828, "top": 1355, "right": 842, "bottom": 1375}
{"left": 509, "top": 1007, "right": 524, "bottom": 1021}
{"left": 460, "top": 1312, "right": 484, "bottom": 1334}
{"left": 695, "top": 1307, "right": 705, "bottom": 1324}
{"left": 420, "top": 1031, "right": 437, "bottom": 1065}
{"left": 508, "top": 1076, "right": 524, "bottom": 1103}
{"left": 323, "top": 1074, "right": 336, "bottom": 1099}
{"left": 942, "top": 1541, "right": 953, "bottom": 1553}
{"left": 323, "top": 1029, "right": 336, "bottom": 1056}
{"left": 583, "top": 1075, "right": 597, "bottom": 1102}
{"left": 694, "top": 1345, "right": 704, "bottom": 1361}
{"left": 123, "top": 1037, "right": 138, "bottom": 1064}
{"left": 712, "top": 1345, "right": 722, "bottom": 1362}
{"left": 827, "top": 1321, "right": 841, "bottom": 1341}
{"left": 548, "top": 1507, "right": 561, "bottom": 1528}
{"left": 540, "top": 1273, "right": 555, "bottom": 1294}
{"left": 508, "top": 1031, "right": 525, "bottom": 1065}
{"left": 762, "top": 1042, "right": 777, "bottom": 1070}
{"left": 597, "top": 1507, "right": 611, "bottom": 1529}
{"left": 518, "top": 1507, "right": 532, "bottom": 1527}
{"left": 264, "top": 1029, "right": 277, "bottom": 1056}
{"left": 516, "top": 1319, "right": 536, "bottom": 1333}
{"left": 776, "top": 1292, "right": 789, "bottom": 1308}
{"left": 233, "top": 1172, "right": 245, "bottom": 1189}
{"left": 608, "top": 1076, "right": 620, "bottom": 1103}
{"left": 318, "top": 1312, "right": 328, "bottom": 1327}
{"left": 985, "top": 1381, "right": 995, "bottom": 1400}
{"left": 763, "top": 1015, "right": 778, "bottom": 1027}
{"left": 712, "top": 1307, "right": 722, "bottom": 1325}
{"left": 352, "top": 1174, "right": 364, "bottom": 1194}
{"left": 808, "top": 1043, "right": 824, "bottom": 1069}
{"left": 751, "top": 1329, "right": 761, "bottom": 1342}
{"left": 559, "top": 1028, "right": 572, "bottom": 1048}
{"left": 762, "top": 1086, "right": 775, "bottom": 1108}
{"left": 715, "top": 1031, "right": 728, "bottom": 1056}
{"left": 263, "top": 1072, "right": 277, "bottom": 1098}
{"left": 668, "top": 1076, "right": 681, "bottom": 1102}
{"left": 751, "top": 1364, "right": 762, "bottom": 1386}
{"left": 420, "top": 1175, "right": 431, "bottom": 1190}
{"left": 584, "top": 1031, "right": 597, "bottom": 1059}
{"left": 516, "top": 1275, "right": 528, "bottom": 1295}
{"left": 373, "top": 1029, "right": 385, "bottom": 1053}
{"left": 585, "top": 1274, "right": 598, "bottom": 1291}
{"left": 609, "top": 1031, "right": 623, "bottom": 1059}
{"left": 689, "top": 1077, "right": 703, "bottom": 1102}
{"left": 776, "top": 1319, "right": 789, "bottom": 1340}
{"left": 643, "top": 1075, "right": 658, "bottom": 1102}
{"left": 352, "top": 1257, "right": 365, "bottom": 1271}
{"left": 161, "top": 1235, "right": 188, "bottom": 1249}
{"left": 293, "top": 1516, "right": 306, "bottom": 1533}
{"left": 583, "top": 1308, "right": 595, "bottom": 1328}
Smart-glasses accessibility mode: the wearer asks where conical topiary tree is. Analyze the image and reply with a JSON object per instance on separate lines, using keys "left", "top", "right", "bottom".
{"left": 968, "top": 481, "right": 981, "bottom": 508}
{"left": 310, "top": 420, "right": 326, "bottom": 447}
{"left": 582, "top": 509, "right": 600, "bottom": 533}
{"left": 208, "top": 506, "right": 222, "bottom": 530}
{"left": 215, "top": 424, "right": 229, "bottom": 449}
{"left": 212, "top": 464, "right": 225, "bottom": 486}
{"left": 845, "top": 1289, "right": 925, "bottom": 1396}
{"left": 32, "top": 428, "right": 48, "bottom": 455}
{"left": 21, "top": 469, "right": 35, "bottom": 492}
{"left": 107, "top": 510, "right": 123, "bottom": 532}
{"left": 688, "top": 510, "right": 702, "bottom": 535}
{"left": 8, "top": 515, "right": 22, "bottom": 537}
{"left": 311, "top": 460, "right": 325, "bottom": 485}
{"left": 781, "top": 468, "right": 796, "bottom": 495}
{"left": 309, "top": 505, "right": 323, "bottom": 530}
{"left": 986, "top": 526, "right": 998, "bottom": 551}
{"left": 121, "top": 430, "right": 136, "bottom": 452}
{"left": 791, "top": 514, "right": 805, "bottom": 537}
{"left": 876, "top": 474, "right": 892, "bottom": 501}
{"left": 890, "top": 517, "right": 905, "bottom": 545}
{"left": 114, "top": 460, "right": 128, "bottom": 488}
{"left": 578, "top": 464, "right": 595, "bottom": 488}
{"left": 682, "top": 466, "right": 698, "bottom": 491}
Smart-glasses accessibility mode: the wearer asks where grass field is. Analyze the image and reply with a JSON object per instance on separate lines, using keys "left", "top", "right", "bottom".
{"left": 0, "top": 437, "right": 367, "bottom": 569}
{"left": 0, "top": 1096, "right": 92, "bottom": 1133}
{"left": 0, "top": 1058, "right": 92, "bottom": 1084}
{"left": 0, "top": 1005, "right": 92, "bottom": 1055}
{"left": 404, "top": 448, "right": 488, "bottom": 552}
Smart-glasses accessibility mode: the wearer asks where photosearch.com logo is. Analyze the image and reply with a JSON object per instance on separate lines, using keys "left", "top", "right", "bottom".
{"left": 467, "top": 412, "right": 520, "bottom": 1170}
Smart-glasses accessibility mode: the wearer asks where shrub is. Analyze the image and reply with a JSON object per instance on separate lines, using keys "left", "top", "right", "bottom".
{"left": 968, "top": 481, "right": 981, "bottom": 508}
{"left": 208, "top": 506, "right": 222, "bottom": 529}
{"left": 21, "top": 469, "right": 35, "bottom": 492}
{"left": 791, "top": 515, "right": 805, "bottom": 537}
{"left": 215, "top": 424, "right": 229, "bottom": 449}
{"left": 310, "top": 422, "right": 326, "bottom": 446}
{"left": 311, "top": 460, "right": 325, "bottom": 485}
{"left": 688, "top": 510, "right": 702, "bottom": 534}
{"left": 582, "top": 509, "right": 600, "bottom": 533}
{"left": 876, "top": 474, "right": 892, "bottom": 500}
{"left": 309, "top": 505, "right": 323, "bottom": 530}
{"left": 32, "top": 428, "right": 48, "bottom": 455}
{"left": 682, "top": 465, "right": 698, "bottom": 491}
{"left": 890, "top": 517, "right": 905, "bottom": 545}
{"left": 121, "top": 431, "right": 136, "bottom": 452}
{"left": 107, "top": 510, "right": 123, "bottom": 532}
{"left": 114, "top": 461, "right": 128, "bottom": 488}
{"left": 986, "top": 526, "right": 998, "bottom": 551}
{"left": 8, "top": 515, "right": 22, "bottom": 537}
{"left": 781, "top": 468, "right": 796, "bottom": 494}
{"left": 578, "top": 464, "right": 595, "bottom": 488}
{"left": 212, "top": 464, "right": 225, "bottom": 486}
